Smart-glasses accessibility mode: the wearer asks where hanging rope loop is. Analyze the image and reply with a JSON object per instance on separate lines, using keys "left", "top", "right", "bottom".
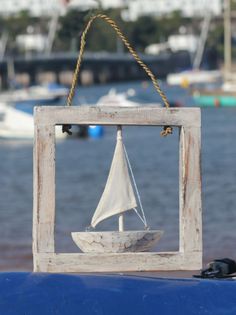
{"left": 65, "top": 14, "right": 172, "bottom": 136}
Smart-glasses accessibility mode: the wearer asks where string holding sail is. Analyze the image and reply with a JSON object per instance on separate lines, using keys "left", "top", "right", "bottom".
{"left": 91, "top": 127, "right": 137, "bottom": 228}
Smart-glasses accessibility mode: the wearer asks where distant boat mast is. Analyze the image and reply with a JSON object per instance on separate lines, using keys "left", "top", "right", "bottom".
{"left": 192, "top": 11, "right": 211, "bottom": 70}
{"left": 0, "top": 31, "right": 8, "bottom": 61}
{"left": 224, "top": 0, "right": 231, "bottom": 81}
{"left": 45, "top": 11, "right": 59, "bottom": 56}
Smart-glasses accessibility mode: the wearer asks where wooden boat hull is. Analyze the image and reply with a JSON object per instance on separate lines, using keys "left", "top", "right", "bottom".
{"left": 71, "top": 230, "right": 163, "bottom": 253}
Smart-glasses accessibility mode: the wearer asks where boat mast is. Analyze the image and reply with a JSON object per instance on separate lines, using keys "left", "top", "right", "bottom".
{"left": 45, "top": 10, "right": 59, "bottom": 56}
{"left": 0, "top": 31, "right": 8, "bottom": 62}
{"left": 193, "top": 11, "right": 211, "bottom": 70}
{"left": 224, "top": 0, "right": 231, "bottom": 81}
{"left": 117, "top": 125, "right": 124, "bottom": 232}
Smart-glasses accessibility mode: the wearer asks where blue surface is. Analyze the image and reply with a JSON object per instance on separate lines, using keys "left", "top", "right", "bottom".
{"left": 0, "top": 273, "right": 236, "bottom": 314}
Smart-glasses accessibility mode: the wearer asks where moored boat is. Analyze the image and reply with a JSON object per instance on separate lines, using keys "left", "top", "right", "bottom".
{"left": 0, "top": 84, "right": 68, "bottom": 106}
{"left": 0, "top": 102, "right": 65, "bottom": 139}
{"left": 193, "top": 0, "right": 236, "bottom": 107}
{"left": 193, "top": 89, "right": 236, "bottom": 107}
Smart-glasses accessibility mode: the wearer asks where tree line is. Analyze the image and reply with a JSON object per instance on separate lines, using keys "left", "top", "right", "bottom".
{"left": 0, "top": 8, "right": 225, "bottom": 58}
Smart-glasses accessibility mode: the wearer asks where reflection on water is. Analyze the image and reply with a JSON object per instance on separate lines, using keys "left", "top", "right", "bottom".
{"left": 0, "top": 81, "right": 236, "bottom": 271}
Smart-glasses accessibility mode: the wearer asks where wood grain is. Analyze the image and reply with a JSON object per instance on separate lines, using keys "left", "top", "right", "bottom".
{"left": 34, "top": 106, "right": 200, "bottom": 127}
{"left": 34, "top": 252, "right": 202, "bottom": 272}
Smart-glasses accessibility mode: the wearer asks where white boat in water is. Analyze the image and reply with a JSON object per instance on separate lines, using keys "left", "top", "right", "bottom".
{"left": 0, "top": 84, "right": 68, "bottom": 105}
{"left": 97, "top": 88, "right": 139, "bottom": 107}
{"left": 72, "top": 125, "right": 163, "bottom": 253}
{"left": 0, "top": 102, "right": 65, "bottom": 139}
{"left": 97, "top": 88, "right": 161, "bottom": 107}
{"left": 0, "top": 83, "right": 68, "bottom": 139}
{"left": 0, "top": 102, "right": 34, "bottom": 139}
{"left": 167, "top": 69, "right": 221, "bottom": 86}
{"left": 167, "top": 12, "right": 222, "bottom": 87}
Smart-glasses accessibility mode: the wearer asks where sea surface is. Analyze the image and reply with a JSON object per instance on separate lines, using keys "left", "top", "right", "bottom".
{"left": 0, "top": 80, "right": 236, "bottom": 271}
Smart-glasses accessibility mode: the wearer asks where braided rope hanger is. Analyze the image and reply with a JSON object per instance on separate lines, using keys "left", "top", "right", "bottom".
{"left": 65, "top": 14, "right": 172, "bottom": 136}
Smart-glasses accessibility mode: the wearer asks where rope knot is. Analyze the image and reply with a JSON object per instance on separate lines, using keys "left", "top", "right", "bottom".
{"left": 160, "top": 126, "right": 173, "bottom": 137}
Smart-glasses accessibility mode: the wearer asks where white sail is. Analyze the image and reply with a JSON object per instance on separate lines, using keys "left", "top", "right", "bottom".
{"left": 91, "top": 128, "right": 137, "bottom": 228}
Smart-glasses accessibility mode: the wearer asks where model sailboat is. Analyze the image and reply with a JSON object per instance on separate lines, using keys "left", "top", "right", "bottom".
{"left": 72, "top": 126, "right": 163, "bottom": 253}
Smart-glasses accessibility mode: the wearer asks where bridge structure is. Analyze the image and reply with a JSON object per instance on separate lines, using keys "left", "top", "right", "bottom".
{"left": 0, "top": 51, "right": 191, "bottom": 89}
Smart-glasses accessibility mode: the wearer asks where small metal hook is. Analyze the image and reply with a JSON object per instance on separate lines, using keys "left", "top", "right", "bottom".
{"left": 62, "top": 124, "right": 72, "bottom": 136}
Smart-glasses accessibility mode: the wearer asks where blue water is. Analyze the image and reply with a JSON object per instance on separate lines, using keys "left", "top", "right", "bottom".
{"left": 0, "top": 81, "right": 236, "bottom": 271}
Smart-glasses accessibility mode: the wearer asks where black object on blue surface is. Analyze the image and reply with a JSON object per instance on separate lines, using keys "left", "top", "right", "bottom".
{"left": 194, "top": 258, "right": 236, "bottom": 279}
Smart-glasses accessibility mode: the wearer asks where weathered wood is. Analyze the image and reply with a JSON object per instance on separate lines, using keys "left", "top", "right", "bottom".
{"left": 33, "top": 106, "right": 202, "bottom": 272}
{"left": 34, "top": 106, "right": 201, "bottom": 128}
{"left": 179, "top": 126, "right": 202, "bottom": 253}
{"left": 34, "top": 252, "right": 202, "bottom": 273}
{"left": 33, "top": 124, "right": 55, "bottom": 256}
{"left": 71, "top": 230, "right": 163, "bottom": 253}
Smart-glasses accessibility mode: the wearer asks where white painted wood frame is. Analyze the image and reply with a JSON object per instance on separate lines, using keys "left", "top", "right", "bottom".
{"left": 33, "top": 106, "right": 202, "bottom": 272}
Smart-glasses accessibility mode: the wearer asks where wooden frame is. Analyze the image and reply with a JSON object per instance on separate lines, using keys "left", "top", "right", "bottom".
{"left": 33, "top": 106, "right": 202, "bottom": 272}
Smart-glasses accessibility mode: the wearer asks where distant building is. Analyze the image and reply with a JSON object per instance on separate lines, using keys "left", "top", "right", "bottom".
{"left": 145, "top": 34, "right": 199, "bottom": 55}
{"left": 98, "top": 0, "right": 127, "bottom": 9}
{"left": 63, "top": 0, "right": 98, "bottom": 12}
{"left": 168, "top": 34, "right": 199, "bottom": 53}
{"left": 0, "top": 0, "right": 222, "bottom": 18}
{"left": 0, "top": 0, "right": 66, "bottom": 17}
{"left": 16, "top": 34, "right": 47, "bottom": 52}
{"left": 122, "top": 0, "right": 222, "bottom": 21}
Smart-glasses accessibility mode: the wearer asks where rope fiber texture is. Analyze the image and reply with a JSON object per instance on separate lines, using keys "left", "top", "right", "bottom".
{"left": 65, "top": 14, "right": 172, "bottom": 136}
